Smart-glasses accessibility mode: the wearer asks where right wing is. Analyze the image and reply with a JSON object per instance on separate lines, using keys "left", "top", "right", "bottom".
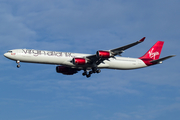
{"left": 85, "top": 37, "right": 146, "bottom": 65}
{"left": 110, "top": 37, "right": 145, "bottom": 56}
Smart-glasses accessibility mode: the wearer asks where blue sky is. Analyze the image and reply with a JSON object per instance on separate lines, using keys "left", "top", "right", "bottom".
{"left": 0, "top": 0, "right": 179, "bottom": 120}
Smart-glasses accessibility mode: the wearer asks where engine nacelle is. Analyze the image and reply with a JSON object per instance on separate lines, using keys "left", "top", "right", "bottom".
{"left": 72, "top": 58, "right": 87, "bottom": 65}
{"left": 56, "top": 66, "right": 78, "bottom": 75}
{"left": 96, "top": 50, "right": 112, "bottom": 58}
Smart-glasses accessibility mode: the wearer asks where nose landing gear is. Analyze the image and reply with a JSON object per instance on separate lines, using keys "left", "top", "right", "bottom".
{"left": 16, "top": 60, "right": 21, "bottom": 68}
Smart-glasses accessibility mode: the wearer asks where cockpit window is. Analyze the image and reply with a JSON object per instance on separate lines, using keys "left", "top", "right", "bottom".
{"left": 7, "top": 51, "right": 12, "bottom": 53}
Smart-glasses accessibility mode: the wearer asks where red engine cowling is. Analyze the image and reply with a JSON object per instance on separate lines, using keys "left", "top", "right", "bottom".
{"left": 72, "top": 58, "right": 87, "bottom": 65}
{"left": 96, "top": 50, "right": 111, "bottom": 58}
{"left": 56, "top": 66, "right": 79, "bottom": 75}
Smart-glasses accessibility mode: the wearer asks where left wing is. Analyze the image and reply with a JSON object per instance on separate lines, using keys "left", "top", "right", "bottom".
{"left": 86, "top": 37, "right": 145, "bottom": 65}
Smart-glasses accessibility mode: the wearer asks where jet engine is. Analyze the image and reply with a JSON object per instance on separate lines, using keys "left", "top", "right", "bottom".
{"left": 72, "top": 58, "right": 87, "bottom": 65}
{"left": 96, "top": 50, "right": 112, "bottom": 58}
{"left": 56, "top": 66, "right": 79, "bottom": 75}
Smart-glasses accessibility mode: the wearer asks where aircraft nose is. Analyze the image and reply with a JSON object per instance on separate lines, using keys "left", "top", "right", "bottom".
{"left": 4, "top": 53, "right": 8, "bottom": 57}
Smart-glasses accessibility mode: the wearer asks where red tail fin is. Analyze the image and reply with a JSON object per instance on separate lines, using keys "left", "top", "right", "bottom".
{"left": 139, "top": 41, "right": 164, "bottom": 65}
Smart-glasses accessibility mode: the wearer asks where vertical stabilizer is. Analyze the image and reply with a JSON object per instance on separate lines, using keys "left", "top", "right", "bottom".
{"left": 140, "top": 41, "right": 164, "bottom": 60}
{"left": 139, "top": 41, "right": 164, "bottom": 65}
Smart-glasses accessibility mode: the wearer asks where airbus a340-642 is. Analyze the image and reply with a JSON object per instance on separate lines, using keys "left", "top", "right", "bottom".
{"left": 4, "top": 37, "right": 175, "bottom": 78}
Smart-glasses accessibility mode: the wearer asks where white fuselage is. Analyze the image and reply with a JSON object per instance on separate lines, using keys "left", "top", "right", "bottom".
{"left": 4, "top": 49, "right": 147, "bottom": 70}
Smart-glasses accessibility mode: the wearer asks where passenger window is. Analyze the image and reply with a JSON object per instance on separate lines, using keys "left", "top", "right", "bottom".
{"left": 8, "top": 51, "right": 12, "bottom": 53}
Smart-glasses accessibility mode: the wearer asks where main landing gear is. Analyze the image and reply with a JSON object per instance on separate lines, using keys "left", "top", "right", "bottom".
{"left": 16, "top": 60, "right": 21, "bottom": 68}
{"left": 82, "top": 68, "right": 101, "bottom": 78}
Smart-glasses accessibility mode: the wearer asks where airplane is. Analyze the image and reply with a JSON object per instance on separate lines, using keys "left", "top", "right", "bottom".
{"left": 4, "top": 37, "right": 175, "bottom": 78}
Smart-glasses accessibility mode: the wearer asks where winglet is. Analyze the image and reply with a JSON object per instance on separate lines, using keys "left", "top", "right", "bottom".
{"left": 139, "top": 37, "right": 146, "bottom": 42}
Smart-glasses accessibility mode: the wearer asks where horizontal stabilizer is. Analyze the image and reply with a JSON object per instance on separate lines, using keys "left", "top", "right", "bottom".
{"left": 150, "top": 55, "right": 176, "bottom": 64}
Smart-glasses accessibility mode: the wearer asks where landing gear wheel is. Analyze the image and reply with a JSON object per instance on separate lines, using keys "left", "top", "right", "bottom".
{"left": 86, "top": 74, "right": 91, "bottom": 78}
{"left": 89, "top": 71, "right": 93, "bottom": 74}
{"left": 17, "top": 64, "right": 21, "bottom": 68}
{"left": 92, "top": 67, "right": 97, "bottom": 73}
{"left": 82, "top": 70, "right": 88, "bottom": 76}
{"left": 96, "top": 69, "right": 101, "bottom": 73}
{"left": 82, "top": 72, "right": 87, "bottom": 76}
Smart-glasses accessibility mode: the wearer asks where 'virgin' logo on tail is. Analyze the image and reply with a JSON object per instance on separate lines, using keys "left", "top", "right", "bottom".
{"left": 148, "top": 48, "right": 159, "bottom": 59}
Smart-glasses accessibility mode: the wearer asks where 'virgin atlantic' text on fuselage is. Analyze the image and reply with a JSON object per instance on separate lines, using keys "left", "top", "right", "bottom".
{"left": 22, "top": 49, "right": 73, "bottom": 57}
